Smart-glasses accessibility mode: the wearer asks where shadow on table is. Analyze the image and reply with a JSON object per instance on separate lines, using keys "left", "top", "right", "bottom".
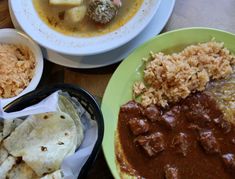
{"left": 38, "top": 60, "right": 65, "bottom": 87}
{"left": 86, "top": 150, "right": 114, "bottom": 179}
{"left": 68, "top": 62, "right": 120, "bottom": 74}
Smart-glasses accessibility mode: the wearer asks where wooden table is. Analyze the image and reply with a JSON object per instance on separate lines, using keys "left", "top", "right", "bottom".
{"left": 1, "top": 0, "right": 235, "bottom": 178}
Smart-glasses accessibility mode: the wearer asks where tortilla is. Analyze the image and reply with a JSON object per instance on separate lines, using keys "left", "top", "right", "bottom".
{"left": 0, "top": 145, "right": 8, "bottom": 166}
{"left": 3, "top": 118, "right": 23, "bottom": 138}
{"left": 40, "top": 170, "right": 64, "bottom": 179}
{"left": 6, "top": 162, "right": 38, "bottom": 179}
{"left": 3, "top": 112, "right": 77, "bottom": 177}
{"left": 0, "top": 156, "right": 16, "bottom": 178}
{"left": 58, "top": 95, "right": 84, "bottom": 147}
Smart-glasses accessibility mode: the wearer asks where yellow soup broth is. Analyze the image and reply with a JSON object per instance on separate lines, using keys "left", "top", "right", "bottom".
{"left": 33, "top": 0, "right": 144, "bottom": 37}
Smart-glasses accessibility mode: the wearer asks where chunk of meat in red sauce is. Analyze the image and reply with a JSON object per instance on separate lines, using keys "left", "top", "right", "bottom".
{"left": 172, "top": 133, "right": 189, "bottom": 156}
{"left": 231, "top": 138, "right": 235, "bottom": 144}
{"left": 120, "top": 101, "right": 143, "bottom": 118}
{"left": 182, "top": 93, "right": 222, "bottom": 127}
{"left": 164, "top": 165, "right": 179, "bottom": 179}
{"left": 213, "top": 117, "right": 231, "bottom": 133}
{"left": 182, "top": 105, "right": 211, "bottom": 126}
{"left": 161, "top": 110, "right": 178, "bottom": 129}
{"left": 135, "top": 132, "right": 165, "bottom": 157}
{"left": 222, "top": 153, "right": 235, "bottom": 171}
{"left": 187, "top": 124, "right": 201, "bottom": 131}
{"left": 143, "top": 104, "right": 161, "bottom": 122}
{"left": 128, "top": 118, "right": 149, "bottom": 136}
{"left": 199, "top": 130, "right": 220, "bottom": 154}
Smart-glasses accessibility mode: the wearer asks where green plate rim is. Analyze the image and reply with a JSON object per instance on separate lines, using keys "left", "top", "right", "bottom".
{"left": 101, "top": 27, "right": 235, "bottom": 178}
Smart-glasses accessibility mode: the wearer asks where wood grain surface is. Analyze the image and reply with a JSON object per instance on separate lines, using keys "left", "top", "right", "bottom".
{"left": 0, "top": 0, "right": 13, "bottom": 28}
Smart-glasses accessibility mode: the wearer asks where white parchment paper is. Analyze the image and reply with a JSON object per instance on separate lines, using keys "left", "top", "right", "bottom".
{"left": 0, "top": 91, "right": 98, "bottom": 179}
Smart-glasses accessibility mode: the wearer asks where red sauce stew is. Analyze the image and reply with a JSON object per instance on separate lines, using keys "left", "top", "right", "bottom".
{"left": 117, "top": 93, "right": 235, "bottom": 179}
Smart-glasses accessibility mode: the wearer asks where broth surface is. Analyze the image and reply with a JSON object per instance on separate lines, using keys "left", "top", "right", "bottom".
{"left": 33, "top": 0, "right": 144, "bottom": 37}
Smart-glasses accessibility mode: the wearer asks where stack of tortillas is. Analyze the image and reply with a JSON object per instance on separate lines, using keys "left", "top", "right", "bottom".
{"left": 0, "top": 94, "right": 85, "bottom": 179}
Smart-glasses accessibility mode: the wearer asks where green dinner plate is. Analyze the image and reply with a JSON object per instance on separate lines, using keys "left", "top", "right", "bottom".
{"left": 101, "top": 27, "right": 235, "bottom": 178}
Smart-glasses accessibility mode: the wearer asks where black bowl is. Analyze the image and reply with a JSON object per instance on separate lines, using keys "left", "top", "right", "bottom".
{"left": 3, "top": 83, "right": 104, "bottom": 179}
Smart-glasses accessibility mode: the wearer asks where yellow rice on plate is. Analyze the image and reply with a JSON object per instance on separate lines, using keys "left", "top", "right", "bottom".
{"left": 0, "top": 43, "right": 35, "bottom": 98}
{"left": 133, "top": 41, "right": 235, "bottom": 107}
